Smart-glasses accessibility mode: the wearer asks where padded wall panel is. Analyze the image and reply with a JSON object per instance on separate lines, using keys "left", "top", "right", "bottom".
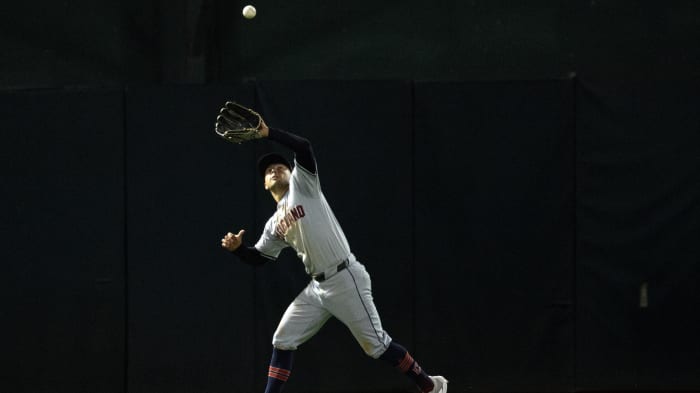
{"left": 1, "top": 89, "right": 125, "bottom": 393}
{"left": 575, "top": 80, "right": 700, "bottom": 390}
{"left": 413, "top": 80, "right": 575, "bottom": 392}
{"left": 125, "top": 85, "right": 257, "bottom": 393}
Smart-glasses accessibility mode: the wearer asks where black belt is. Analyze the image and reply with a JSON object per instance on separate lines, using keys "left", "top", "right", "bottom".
{"left": 312, "top": 259, "right": 349, "bottom": 282}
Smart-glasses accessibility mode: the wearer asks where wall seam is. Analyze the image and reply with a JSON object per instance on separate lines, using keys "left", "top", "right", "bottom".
{"left": 122, "top": 86, "right": 130, "bottom": 393}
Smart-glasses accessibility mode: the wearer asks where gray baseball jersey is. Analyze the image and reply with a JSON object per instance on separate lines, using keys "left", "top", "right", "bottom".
{"left": 254, "top": 160, "right": 351, "bottom": 275}
{"left": 254, "top": 159, "right": 392, "bottom": 358}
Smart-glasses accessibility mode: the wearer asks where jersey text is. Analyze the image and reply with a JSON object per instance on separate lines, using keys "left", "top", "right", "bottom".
{"left": 275, "top": 205, "right": 306, "bottom": 239}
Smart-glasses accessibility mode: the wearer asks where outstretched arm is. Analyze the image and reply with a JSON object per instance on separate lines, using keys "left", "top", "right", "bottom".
{"left": 261, "top": 121, "right": 317, "bottom": 174}
{"left": 221, "top": 230, "right": 268, "bottom": 266}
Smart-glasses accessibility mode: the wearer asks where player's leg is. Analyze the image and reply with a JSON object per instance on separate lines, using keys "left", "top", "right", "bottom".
{"left": 326, "top": 260, "right": 446, "bottom": 393}
{"left": 323, "top": 260, "right": 391, "bottom": 357}
{"left": 378, "top": 341, "right": 448, "bottom": 393}
{"left": 266, "top": 284, "right": 332, "bottom": 393}
{"left": 265, "top": 347, "right": 293, "bottom": 393}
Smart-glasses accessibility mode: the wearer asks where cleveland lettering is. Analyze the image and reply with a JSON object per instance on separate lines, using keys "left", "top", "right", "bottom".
{"left": 275, "top": 205, "right": 306, "bottom": 238}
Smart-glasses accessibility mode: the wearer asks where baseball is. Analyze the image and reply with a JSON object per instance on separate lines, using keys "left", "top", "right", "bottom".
{"left": 242, "top": 5, "right": 256, "bottom": 19}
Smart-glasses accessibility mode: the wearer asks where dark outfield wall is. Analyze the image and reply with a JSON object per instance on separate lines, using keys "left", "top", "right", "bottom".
{"left": 1, "top": 1, "right": 700, "bottom": 88}
{"left": 2, "top": 80, "right": 699, "bottom": 393}
{"left": 575, "top": 80, "right": 700, "bottom": 390}
{"left": 1, "top": 90, "right": 126, "bottom": 392}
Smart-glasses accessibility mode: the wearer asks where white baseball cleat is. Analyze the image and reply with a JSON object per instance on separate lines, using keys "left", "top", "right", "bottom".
{"left": 429, "top": 376, "right": 448, "bottom": 393}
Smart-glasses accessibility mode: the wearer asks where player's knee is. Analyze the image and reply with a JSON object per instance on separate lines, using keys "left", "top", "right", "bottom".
{"left": 360, "top": 331, "right": 393, "bottom": 359}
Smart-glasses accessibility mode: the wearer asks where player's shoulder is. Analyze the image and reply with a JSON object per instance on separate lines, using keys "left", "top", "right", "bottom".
{"left": 293, "top": 160, "right": 317, "bottom": 177}
{"left": 292, "top": 168, "right": 321, "bottom": 193}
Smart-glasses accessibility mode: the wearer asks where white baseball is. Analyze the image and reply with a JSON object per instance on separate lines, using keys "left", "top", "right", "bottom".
{"left": 242, "top": 5, "right": 256, "bottom": 19}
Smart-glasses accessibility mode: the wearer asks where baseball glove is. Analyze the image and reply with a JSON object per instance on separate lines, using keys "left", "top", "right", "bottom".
{"left": 215, "top": 101, "right": 264, "bottom": 144}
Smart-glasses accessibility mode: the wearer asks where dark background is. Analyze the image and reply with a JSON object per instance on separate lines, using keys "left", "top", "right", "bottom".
{"left": 2, "top": 1, "right": 699, "bottom": 393}
{"left": 2, "top": 0, "right": 700, "bottom": 87}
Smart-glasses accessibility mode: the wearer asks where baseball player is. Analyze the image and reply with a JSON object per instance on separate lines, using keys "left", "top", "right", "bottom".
{"left": 220, "top": 118, "right": 447, "bottom": 393}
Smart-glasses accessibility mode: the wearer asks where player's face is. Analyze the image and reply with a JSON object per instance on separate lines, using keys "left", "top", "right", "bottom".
{"left": 264, "top": 164, "right": 291, "bottom": 191}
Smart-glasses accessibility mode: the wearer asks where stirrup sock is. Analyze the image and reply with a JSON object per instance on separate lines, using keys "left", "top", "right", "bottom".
{"left": 379, "top": 341, "right": 434, "bottom": 393}
{"left": 264, "top": 348, "right": 294, "bottom": 393}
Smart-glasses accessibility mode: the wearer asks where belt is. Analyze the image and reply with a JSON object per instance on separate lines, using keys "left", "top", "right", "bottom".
{"left": 312, "top": 259, "right": 349, "bottom": 282}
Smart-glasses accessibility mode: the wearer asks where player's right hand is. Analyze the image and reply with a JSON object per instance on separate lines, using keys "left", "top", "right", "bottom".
{"left": 221, "top": 229, "right": 245, "bottom": 251}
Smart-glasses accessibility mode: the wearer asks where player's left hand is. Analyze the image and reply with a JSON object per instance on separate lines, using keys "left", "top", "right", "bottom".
{"left": 215, "top": 102, "right": 264, "bottom": 144}
{"left": 259, "top": 119, "right": 270, "bottom": 137}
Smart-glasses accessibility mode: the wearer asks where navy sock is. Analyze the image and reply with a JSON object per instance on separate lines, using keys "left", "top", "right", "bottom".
{"left": 379, "top": 341, "right": 434, "bottom": 393}
{"left": 264, "top": 348, "right": 294, "bottom": 393}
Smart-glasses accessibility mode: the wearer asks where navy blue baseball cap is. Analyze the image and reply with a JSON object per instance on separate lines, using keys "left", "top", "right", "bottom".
{"left": 257, "top": 153, "right": 291, "bottom": 177}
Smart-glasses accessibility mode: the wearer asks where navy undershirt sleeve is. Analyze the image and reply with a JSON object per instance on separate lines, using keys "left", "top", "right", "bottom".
{"left": 268, "top": 128, "right": 317, "bottom": 174}
{"left": 232, "top": 245, "right": 269, "bottom": 266}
